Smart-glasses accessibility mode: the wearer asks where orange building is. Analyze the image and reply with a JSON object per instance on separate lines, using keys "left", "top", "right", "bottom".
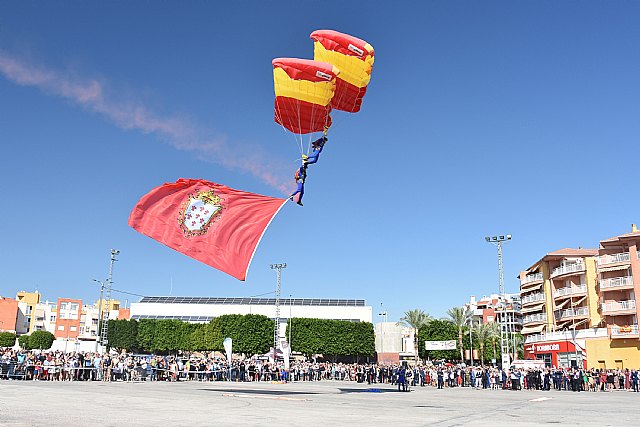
{"left": 0, "top": 297, "right": 19, "bottom": 333}
{"left": 520, "top": 225, "right": 640, "bottom": 369}
{"left": 54, "top": 298, "right": 82, "bottom": 340}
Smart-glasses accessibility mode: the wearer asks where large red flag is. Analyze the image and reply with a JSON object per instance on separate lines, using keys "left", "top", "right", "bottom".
{"left": 128, "top": 179, "right": 287, "bottom": 281}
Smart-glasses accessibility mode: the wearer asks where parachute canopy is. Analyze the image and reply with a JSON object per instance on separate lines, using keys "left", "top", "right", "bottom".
{"left": 273, "top": 58, "right": 339, "bottom": 134}
{"left": 310, "top": 30, "right": 375, "bottom": 113}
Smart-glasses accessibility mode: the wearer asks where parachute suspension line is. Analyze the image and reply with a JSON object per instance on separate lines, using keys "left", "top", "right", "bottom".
{"left": 273, "top": 76, "right": 305, "bottom": 159}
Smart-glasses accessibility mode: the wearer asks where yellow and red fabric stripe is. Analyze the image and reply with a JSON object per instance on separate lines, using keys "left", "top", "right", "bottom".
{"left": 272, "top": 58, "right": 339, "bottom": 134}
{"left": 310, "top": 30, "right": 375, "bottom": 113}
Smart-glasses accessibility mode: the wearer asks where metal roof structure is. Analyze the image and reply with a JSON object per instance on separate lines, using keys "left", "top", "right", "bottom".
{"left": 138, "top": 296, "right": 365, "bottom": 307}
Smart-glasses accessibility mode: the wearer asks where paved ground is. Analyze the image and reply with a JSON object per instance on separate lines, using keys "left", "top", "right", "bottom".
{"left": 1, "top": 380, "right": 637, "bottom": 426}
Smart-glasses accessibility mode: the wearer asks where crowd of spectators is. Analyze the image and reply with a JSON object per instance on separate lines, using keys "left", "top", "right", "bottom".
{"left": 1, "top": 348, "right": 638, "bottom": 393}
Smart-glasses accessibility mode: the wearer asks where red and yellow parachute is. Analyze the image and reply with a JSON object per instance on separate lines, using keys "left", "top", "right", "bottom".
{"left": 273, "top": 30, "right": 374, "bottom": 153}
{"left": 310, "top": 30, "right": 375, "bottom": 113}
{"left": 273, "top": 58, "right": 339, "bottom": 135}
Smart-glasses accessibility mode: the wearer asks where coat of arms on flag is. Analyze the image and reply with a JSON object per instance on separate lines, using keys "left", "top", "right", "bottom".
{"left": 178, "top": 188, "right": 224, "bottom": 237}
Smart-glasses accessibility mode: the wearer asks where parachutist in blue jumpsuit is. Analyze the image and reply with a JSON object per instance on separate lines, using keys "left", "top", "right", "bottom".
{"left": 303, "top": 136, "right": 327, "bottom": 166}
{"left": 290, "top": 165, "right": 306, "bottom": 206}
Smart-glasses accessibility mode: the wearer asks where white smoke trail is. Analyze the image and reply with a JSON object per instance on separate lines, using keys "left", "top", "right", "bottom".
{"left": 0, "top": 52, "right": 290, "bottom": 194}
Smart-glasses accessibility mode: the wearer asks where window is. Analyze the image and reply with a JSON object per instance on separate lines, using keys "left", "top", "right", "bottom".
{"left": 70, "top": 326, "right": 77, "bottom": 332}
{"left": 50, "top": 315, "right": 56, "bottom": 322}
{"left": 58, "top": 325, "right": 65, "bottom": 331}
{"left": 25, "top": 305, "right": 33, "bottom": 315}
{"left": 70, "top": 303, "right": 79, "bottom": 312}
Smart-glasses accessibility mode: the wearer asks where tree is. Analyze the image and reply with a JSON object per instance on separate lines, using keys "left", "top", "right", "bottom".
{"left": 398, "top": 309, "right": 433, "bottom": 361}
{"left": 107, "top": 319, "right": 139, "bottom": 352}
{"left": 28, "top": 331, "right": 54, "bottom": 350}
{"left": 446, "top": 306, "right": 472, "bottom": 362}
{"left": 18, "top": 334, "right": 30, "bottom": 349}
{"left": 0, "top": 332, "right": 16, "bottom": 348}
{"left": 513, "top": 333, "right": 524, "bottom": 360}
{"left": 216, "top": 314, "right": 274, "bottom": 355}
{"left": 474, "top": 322, "right": 499, "bottom": 366}
{"left": 418, "top": 319, "right": 458, "bottom": 360}
{"left": 287, "top": 318, "right": 375, "bottom": 358}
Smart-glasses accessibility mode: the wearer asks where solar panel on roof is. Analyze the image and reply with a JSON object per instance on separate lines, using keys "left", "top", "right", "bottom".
{"left": 139, "top": 296, "right": 366, "bottom": 307}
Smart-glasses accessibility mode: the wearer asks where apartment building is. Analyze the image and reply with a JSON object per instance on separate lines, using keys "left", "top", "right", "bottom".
{"left": 465, "top": 294, "right": 523, "bottom": 333}
{"left": 15, "top": 291, "right": 41, "bottom": 334}
{"left": 0, "top": 297, "right": 19, "bottom": 333}
{"left": 587, "top": 226, "right": 640, "bottom": 368}
{"left": 519, "top": 248, "right": 601, "bottom": 368}
{"left": 519, "top": 225, "right": 640, "bottom": 369}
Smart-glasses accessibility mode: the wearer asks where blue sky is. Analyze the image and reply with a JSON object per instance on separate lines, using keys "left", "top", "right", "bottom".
{"left": 1, "top": 1, "right": 639, "bottom": 321}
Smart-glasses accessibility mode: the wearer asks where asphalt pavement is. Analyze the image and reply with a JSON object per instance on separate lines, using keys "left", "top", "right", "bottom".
{"left": 0, "top": 379, "right": 637, "bottom": 426}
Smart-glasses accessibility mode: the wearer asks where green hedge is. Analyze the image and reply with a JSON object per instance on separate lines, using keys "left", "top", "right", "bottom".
{"left": 0, "top": 332, "right": 16, "bottom": 347}
{"left": 107, "top": 314, "right": 274, "bottom": 354}
{"left": 287, "top": 318, "right": 375, "bottom": 357}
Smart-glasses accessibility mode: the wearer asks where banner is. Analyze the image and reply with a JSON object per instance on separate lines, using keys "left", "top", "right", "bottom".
{"left": 424, "top": 340, "right": 457, "bottom": 350}
{"left": 223, "top": 337, "right": 232, "bottom": 364}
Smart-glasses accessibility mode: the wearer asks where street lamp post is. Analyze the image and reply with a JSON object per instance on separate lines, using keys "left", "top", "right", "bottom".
{"left": 289, "top": 294, "right": 293, "bottom": 349}
{"left": 378, "top": 303, "right": 387, "bottom": 364}
{"left": 485, "top": 234, "right": 512, "bottom": 370}
{"left": 469, "top": 316, "right": 474, "bottom": 367}
{"left": 270, "top": 263, "right": 286, "bottom": 363}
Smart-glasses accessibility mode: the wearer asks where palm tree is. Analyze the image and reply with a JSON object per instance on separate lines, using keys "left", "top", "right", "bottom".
{"left": 446, "top": 306, "right": 472, "bottom": 362}
{"left": 513, "top": 333, "right": 524, "bottom": 360}
{"left": 398, "top": 309, "right": 433, "bottom": 361}
{"left": 474, "top": 322, "right": 499, "bottom": 367}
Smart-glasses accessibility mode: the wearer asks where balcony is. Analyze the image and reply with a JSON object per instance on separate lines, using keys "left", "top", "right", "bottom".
{"left": 599, "top": 276, "right": 634, "bottom": 291}
{"left": 551, "top": 263, "right": 585, "bottom": 278}
{"left": 523, "top": 313, "right": 547, "bottom": 324}
{"left": 553, "top": 285, "right": 587, "bottom": 299}
{"left": 598, "top": 252, "right": 630, "bottom": 266}
{"left": 610, "top": 324, "right": 639, "bottom": 338}
{"left": 555, "top": 307, "right": 589, "bottom": 320}
{"left": 522, "top": 292, "right": 546, "bottom": 305}
{"left": 522, "top": 272, "right": 543, "bottom": 285}
{"left": 525, "top": 328, "right": 609, "bottom": 343}
{"left": 601, "top": 300, "right": 636, "bottom": 315}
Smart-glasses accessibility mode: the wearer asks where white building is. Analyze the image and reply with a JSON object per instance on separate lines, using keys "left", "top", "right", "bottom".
{"left": 374, "top": 322, "right": 416, "bottom": 364}
{"left": 130, "top": 296, "right": 373, "bottom": 344}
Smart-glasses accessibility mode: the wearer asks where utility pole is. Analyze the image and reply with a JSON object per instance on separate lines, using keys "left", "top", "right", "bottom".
{"left": 378, "top": 303, "right": 387, "bottom": 364}
{"left": 485, "top": 234, "right": 512, "bottom": 369}
{"left": 469, "top": 316, "right": 474, "bottom": 367}
{"left": 96, "top": 249, "right": 119, "bottom": 354}
{"left": 270, "top": 263, "right": 286, "bottom": 363}
{"left": 289, "top": 294, "right": 293, "bottom": 348}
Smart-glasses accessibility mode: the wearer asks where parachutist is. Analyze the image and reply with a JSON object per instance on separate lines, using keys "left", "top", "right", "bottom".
{"left": 290, "top": 168, "right": 305, "bottom": 206}
{"left": 304, "top": 136, "right": 327, "bottom": 166}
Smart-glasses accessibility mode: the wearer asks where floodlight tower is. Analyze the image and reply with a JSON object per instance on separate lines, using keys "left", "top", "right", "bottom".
{"left": 485, "top": 235, "right": 512, "bottom": 369}
{"left": 98, "top": 249, "right": 120, "bottom": 353}
{"left": 270, "top": 263, "right": 286, "bottom": 362}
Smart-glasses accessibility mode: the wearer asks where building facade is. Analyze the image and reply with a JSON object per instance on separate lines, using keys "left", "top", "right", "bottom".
{"left": 587, "top": 226, "right": 640, "bottom": 369}
{"left": 466, "top": 293, "right": 523, "bottom": 333}
{"left": 519, "top": 225, "right": 640, "bottom": 369}
{"left": 0, "top": 297, "right": 19, "bottom": 333}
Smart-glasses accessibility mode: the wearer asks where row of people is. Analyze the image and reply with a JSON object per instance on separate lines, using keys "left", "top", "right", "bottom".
{"left": 3, "top": 349, "right": 639, "bottom": 392}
